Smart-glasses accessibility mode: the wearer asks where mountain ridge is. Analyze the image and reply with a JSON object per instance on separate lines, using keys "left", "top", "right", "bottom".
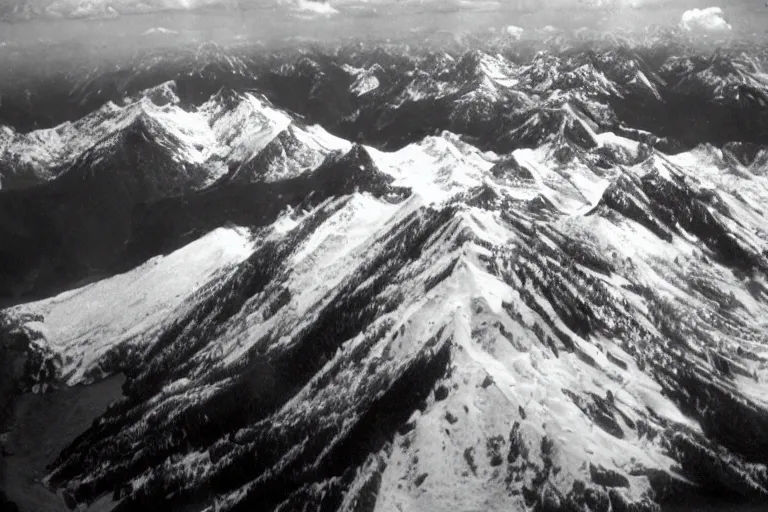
{"left": 2, "top": 31, "right": 768, "bottom": 512}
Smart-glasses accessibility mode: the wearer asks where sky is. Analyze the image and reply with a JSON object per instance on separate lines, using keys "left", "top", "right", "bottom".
{"left": 0, "top": 0, "right": 763, "bottom": 101}
{"left": 0, "top": 0, "right": 762, "bottom": 23}
{"left": 0, "top": 0, "right": 765, "bottom": 52}
{"left": 0, "top": 0, "right": 753, "bottom": 19}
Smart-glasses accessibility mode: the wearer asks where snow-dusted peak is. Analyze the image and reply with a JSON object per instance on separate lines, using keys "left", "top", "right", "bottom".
{"left": 125, "top": 80, "right": 180, "bottom": 106}
{"left": 130, "top": 100, "right": 221, "bottom": 166}
{"left": 200, "top": 89, "right": 293, "bottom": 165}
{"left": 344, "top": 64, "right": 382, "bottom": 96}
{"left": 396, "top": 69, "right": 459, "bottom": 105}
{"left": 476, "top": 52, "right": 519, "bottom": 88}
{"left": 556, "top": 62, "right": 620, "bottom": 97}
{"left": 661, "top": 51, "right": 768, "bottom": 101}
{"left": 418, "top": 51, "right": 457, "bottom": 75}
{"left": 369, "top": 131, "right": 495, "bottom": 204}
{"left": 0, "top": 86, "right": 302, "bottom": 190}
{"left": 519, "top": 51, "right": 563, "bottom": 91}
{"left": 0, "top": 95, "right": 209, "bottom": 188}
{"left": 229, "top": 121, "right": 351, "bottom": 183}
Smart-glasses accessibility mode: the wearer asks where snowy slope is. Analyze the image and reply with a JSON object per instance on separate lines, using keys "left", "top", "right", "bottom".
{"left": 7, "top": 227, "right": 256, "bottom": 385}
{"left": 16, "top": 130, "right": 765, "bottom": 512}
{"left": 2, "top": 34, "right": 768, "bottom": 512}
{"left": 0, "top": 87, "right": 302, "bottom": 190}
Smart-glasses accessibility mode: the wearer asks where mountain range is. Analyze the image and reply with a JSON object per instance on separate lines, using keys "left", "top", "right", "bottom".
{"left": 1, "top": 25, "right": 768, "bottom": 512}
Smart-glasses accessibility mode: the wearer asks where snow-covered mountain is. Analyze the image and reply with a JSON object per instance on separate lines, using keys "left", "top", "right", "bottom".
{"left": 2, "top": 27, "right": 768, "bottom": 512}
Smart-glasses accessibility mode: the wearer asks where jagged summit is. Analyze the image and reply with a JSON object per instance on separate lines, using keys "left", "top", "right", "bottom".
{"left": 60, "top": 108, "right": 214, "bottom": 199}
{"left": 230, "top": 120, "right": 352, "bottom": 183}
{"left": 309, "top": 143, "right": 398, "bottom": 198}
{"left": 342, "top": 63, "right": 386, "bottom": 96}
{"left": 204, "top": 86, "right": 248, "bottom": 118}
{"left": 229, "top": 124, "right": 321, "bottom": 183}
{"left": 124, "top": 80, "right": 181, "bottom": 107}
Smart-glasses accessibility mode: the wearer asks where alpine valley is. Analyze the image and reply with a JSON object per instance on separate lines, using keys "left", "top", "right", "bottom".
{"left": 2, "top": 22, "right": 768, "bottom": 512}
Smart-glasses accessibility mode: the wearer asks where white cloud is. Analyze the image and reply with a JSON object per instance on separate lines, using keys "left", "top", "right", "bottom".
{"left": 46, "top": 0, "right": 120, "bottom": 19}
{"left": 143, "top": 27, "right": 179, "bottom": 36}
{"left": 505, "top": 25, "right": 524, "bottom": 39}
{"left": 293, "top": 0, "right": 339, "bottom": 16}
{"left": 679, "top": 7, "right": 732, "bottom": 33}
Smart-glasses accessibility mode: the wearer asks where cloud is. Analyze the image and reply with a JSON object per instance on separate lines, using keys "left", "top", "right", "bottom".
{"left": 143, "top": 27, "right": 180, "bottom": 36}
{"left": 45, "top": 0, "right": 120, "bottom": 19}
{"left": 505, "top": 25, "right": 524, "bottom": 39}
{"left": 679, "top": 7, "right": 732, "bottom": 33}
{"left": 293, "top": 0, "right": 339, "bottom": 16}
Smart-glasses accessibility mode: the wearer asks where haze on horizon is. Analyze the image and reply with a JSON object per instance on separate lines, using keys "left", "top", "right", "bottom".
{"left": 0, "top": 0, "right": 761, "bottom": 20}
{"left": 0, "top": 0, "right": 765, "bottom": 86}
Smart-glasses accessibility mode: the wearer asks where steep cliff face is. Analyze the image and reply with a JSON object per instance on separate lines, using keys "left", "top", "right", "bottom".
{"left": 2, "top": 29, "right": 768, "bottom": 512}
